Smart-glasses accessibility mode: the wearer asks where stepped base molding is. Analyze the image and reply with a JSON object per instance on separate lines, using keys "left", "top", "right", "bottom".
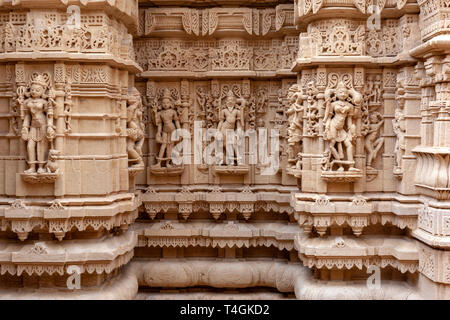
{"left": 0, "top": 260, "right": 423, "bottom": 300}
{"left": 1, "top": 0, "right": 450, "bottom": 301}
{"left": 0, "top": 194, "right": 141, "bottom": 241}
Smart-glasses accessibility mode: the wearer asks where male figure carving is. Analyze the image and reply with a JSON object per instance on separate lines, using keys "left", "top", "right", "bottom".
{"left": 155, "top": 89, "right": 181, "bottom": 167}
{"left": 217, "top": 90, "right": 245, "bottom": 165}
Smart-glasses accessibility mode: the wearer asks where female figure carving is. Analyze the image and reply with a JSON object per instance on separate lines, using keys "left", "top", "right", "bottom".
{"left": 286, "top": 84, "right": 303, "bottom": 167}
{"left": 17, "top": 73, "right": 56, "bottom": 174}
{"left": 364, "top": 112, "right": 384, "bottom": 169}
{"left": 323, "top": 81, "right": 362, "bottom": 172}
{"left": 393, "top": 81, "right": 406, "bottom": 175}
{"left": 126, "top": 88, "right": 145, "bottom": 169}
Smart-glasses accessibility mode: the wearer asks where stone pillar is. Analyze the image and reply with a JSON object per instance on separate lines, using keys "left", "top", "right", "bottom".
{"left": 0, "top": 0, "right": 141, "bottom": 295}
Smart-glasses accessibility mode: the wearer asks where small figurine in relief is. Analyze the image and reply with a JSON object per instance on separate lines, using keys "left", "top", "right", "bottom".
{"left": 175, "top": 91, "right": 193, "bottom": 131}
{"left": 364, "top": 112, "right": 384, "bottom": 169}
{"left": 286, "top": 84, "right": 303, "bottom": 167}
{"left": 126, "top": 87, "right": 145, "bottom": 169}
{"left": 393, "top": 81, "right": 406, "bottom": 175}
{"left": 393, "top": 105, "right": 406, "bottom": 175}
{"left": 46, "top": 149, "right": 59, "bottom": 173}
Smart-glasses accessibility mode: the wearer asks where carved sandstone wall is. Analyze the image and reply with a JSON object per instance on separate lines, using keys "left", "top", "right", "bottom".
{"left": 0, "top": 0, "right": 446, "bottom": 300}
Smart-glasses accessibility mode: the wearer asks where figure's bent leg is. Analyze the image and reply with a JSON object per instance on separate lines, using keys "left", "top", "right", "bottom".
{"left": 329, "top": 141, "right": 340, "bottom": 160}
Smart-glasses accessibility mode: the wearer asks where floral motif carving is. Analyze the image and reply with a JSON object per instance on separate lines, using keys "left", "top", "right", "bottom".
{"left": 309, "top": 20, "right": 365, "bottom": 56}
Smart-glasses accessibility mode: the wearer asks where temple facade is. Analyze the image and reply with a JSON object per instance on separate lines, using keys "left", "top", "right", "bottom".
{"left": 0, "top": 0, "right": 447, "bottom": 299}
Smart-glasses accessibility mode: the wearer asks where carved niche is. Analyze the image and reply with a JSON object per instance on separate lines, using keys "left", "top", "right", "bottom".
{"left": 149, "top": 87, "right": 185, "bottom": 176}
{"left": 321, "top": 73, "right": 363, "bottom": 182}
{"left": 213, "top": 84, "right": 250, "bottom": 176}
{"left": 16, "top": 72, "right": 60, "bottom": 184}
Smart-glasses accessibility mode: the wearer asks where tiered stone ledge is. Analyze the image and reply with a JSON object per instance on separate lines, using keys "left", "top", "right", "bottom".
{"left": 291, "top": 193, "right": 421, "bottom": 236}
{"left": 141, "top": 185, "right": 295, "bottom": 221}
{"left": 0, "top": 193, "right": 141, "bottom": 241}
{"left": 0, "top": 231, "right": 136, "bottom": 277}
{"left": 0, "top": 266, "right": 138, "bottom": 300}
{"left": 293, "top": 55, "right": 418, "bottom": 71}
{"left": 0, "top": 0, "right": 139, "bottom": 33}
{"left": 134, "top": 221, "right": 299, "bottom": 251}
{"left": 141, "top": 0, "right": 293, "bottom": 6}
{"left": 0, "top": 53, "right": 142, "bottom": 74}
{"left": 294, "top": 0, "right": 419, "bottom": 26}
{"left": 413, "top": 229, "right": 450, "bottom": 249}
{"left": 139, "top": 5, "right": 295, "bottom": 38}
{"left": 294, "top": 234, "right": 419, "bottom": 274}
{"left": 138, "top": 70, "right": 297, "bottom": 80}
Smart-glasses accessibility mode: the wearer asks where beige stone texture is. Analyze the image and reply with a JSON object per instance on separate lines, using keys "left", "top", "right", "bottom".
{"left": 0, "top": 0, "right": 447, "bottom": 300}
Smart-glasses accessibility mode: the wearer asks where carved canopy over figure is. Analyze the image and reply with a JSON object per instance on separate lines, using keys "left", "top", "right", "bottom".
{"left": 217, "top": 90, "right": 246, "bottom": 165}
{"left": 154, "top": 88, "right": 181, "bottom": 168}
{"left": 323, "top": 81, "right": 362, "bottom": 172}
{"left": 17, "top": 73, "right": 56, "bottom": 174}
{"left": 126, "top": 87, "right": 145, "bottom": 169}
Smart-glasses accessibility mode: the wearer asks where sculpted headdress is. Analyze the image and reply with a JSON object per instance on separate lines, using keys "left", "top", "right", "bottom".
{"left": 225, "top": 90, "right": 235, "bottom": 103}
{"left": 161, "top": 88, "right": 173, "bottom": 102}
{"left": 336, "top": 81, "right": 347, "bottom": 92}
{"left": 30, "top": 73, "right": 49, "bottom": 89}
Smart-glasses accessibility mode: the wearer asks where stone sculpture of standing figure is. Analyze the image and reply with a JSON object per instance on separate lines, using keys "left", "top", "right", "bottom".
{"left": 323, "top": 81, "right": 362, "bottom": 172}
{"left": 393, "top": 81, "right": 406, "bottom": 175}
{"left": 126, "top": 87, "right": 145, "bottom": 169}
{"left": 364, "top": 112, "right": 384, "bottom": 169}
{"left": 155, "top": 88, "right": 181, "bottom": 167}
{"left": 285, "top": 84, "right": 303, "bottom": 167}
{"left": 217, "top": 90, "right": 245, "bottom": 165}
{"left": 17, "top": 73, "right": 56, "bottom": 174}
{"left": 393, "top": 105, "right": 406, "bottom": 174}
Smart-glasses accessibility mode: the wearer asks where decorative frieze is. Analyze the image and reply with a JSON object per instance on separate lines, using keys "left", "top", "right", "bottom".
{"left": 0, "top": 12, "right": 136, "bottom": 63}
{"left": 135, "top": 38, "right": 298, "bottom": 74}
{"left": 141, "top": 5, "right": 294, "bottom": 37}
